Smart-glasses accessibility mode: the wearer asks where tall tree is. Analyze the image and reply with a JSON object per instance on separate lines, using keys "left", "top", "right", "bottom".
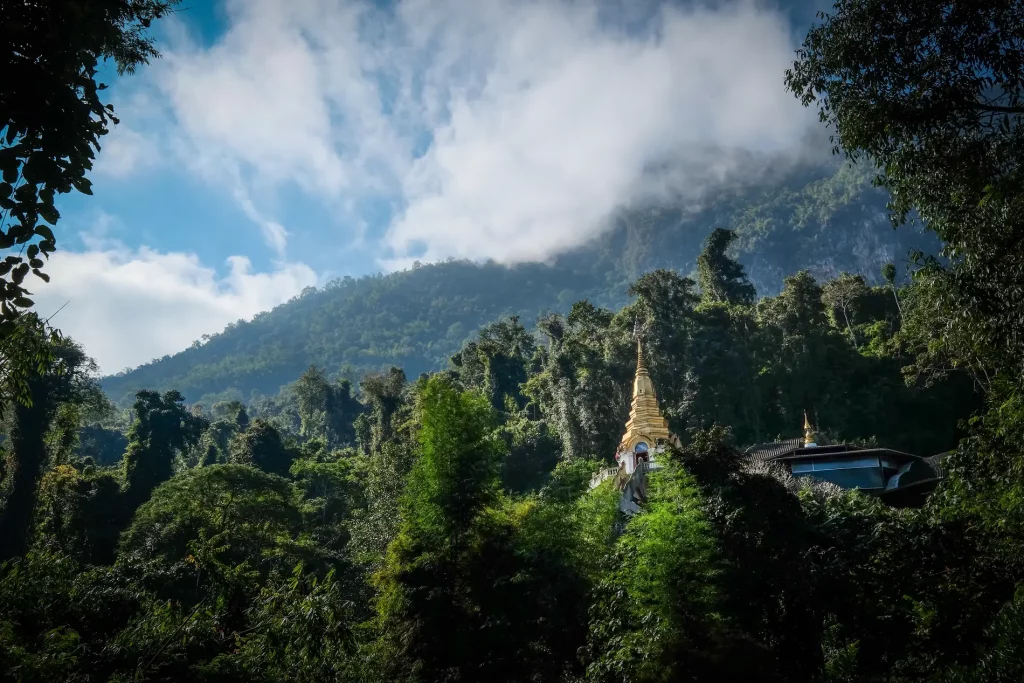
{"left": 450, "top": 316, "right": 535, "bottom": 413}
{"left": 756, "top": 271, "right": 836, "bottom": 436}
{"left": 622, "top": 269, "right": 702, "bottom": 423}
{"left": 881, "top": 262, "right": 904, "bottom": 321}
{"left": 696, "top": 228, "right": 756, "bottom": 306}
{"left": 373, "top": 376, "right": 502, "bottom": 680}
{"left": 294, "top": 366, "right": 333, "bottom": 441}
{"left": 527, "top": 302, "right": 628, "bottom": 462}
{"left": 403, "top": 377, "right": 499, "bottom": 547}
{"left": 121, "top": 390, "right": 206, "bottom": 510}
{"left": 582, "top": 450, "right": 758, "bottom": 683}
{"left": 0, "top": 332, "right": 98, "bottom": 560}
{"left": 348, "top": 440, "right": 415, "bottom": 568}
{"left": 119, "top": 464, "right": 313, "bottom": 609}
{"left": 683, "top": 304, "right": 767, "bottom": 444}
{"left": 229, "top": 418, "right": 296, "bottom": 477}
{"left": 821, "top": 272, "right": 869, "bottom": 347}
{"left": 360, "top": 367, "right": 407, "bottom": 454}
{"left": 293, "top": 366, "right": 362, "bottom": 447}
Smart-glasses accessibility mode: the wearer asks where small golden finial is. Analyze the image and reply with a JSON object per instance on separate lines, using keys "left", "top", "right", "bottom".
{"left": 803, "top": 410, "right": 817, "bottom": 446}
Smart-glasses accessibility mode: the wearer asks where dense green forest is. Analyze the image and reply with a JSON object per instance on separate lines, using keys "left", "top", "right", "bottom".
{"left": 5, "top": 1, "right": 1024, "bottom": 682}
{"left": 100, "top": 160, "right": 938, "bottom": 407}
{"left": 0, "top": 226, "right": 988, "bottom": 682}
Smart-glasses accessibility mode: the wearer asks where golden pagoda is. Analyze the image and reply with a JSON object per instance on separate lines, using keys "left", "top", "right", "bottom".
{"left": 617, "top": 337, "right": 676, "bottom": 454}
{"left": 803, "top": 410, "right": 818, "bottom": 447}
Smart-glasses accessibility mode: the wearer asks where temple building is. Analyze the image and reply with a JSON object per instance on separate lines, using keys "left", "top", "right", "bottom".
{"left": 745, "top": 414, "right": 946, "bottom": 508}
{"left": 590, "top": 337, "right": 680, "bottom": 514}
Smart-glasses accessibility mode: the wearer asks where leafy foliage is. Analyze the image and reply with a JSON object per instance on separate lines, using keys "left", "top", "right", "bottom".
{"left": 121, "top": 389, "right": 206, "bottom": 510}
{"left": 0, "top": 0, "right": 179, "bottom": 418}
{"left": 697, "top": 228, "right": 756, "bottom": 306}
{"left": 119, "top": 465, "right": 317, "bottom": 604}
{"left": 0, "top": 334, "right": 99, "bottom": 560}
{"left": 228, "top": 418, "right": 296, "bottom": 477}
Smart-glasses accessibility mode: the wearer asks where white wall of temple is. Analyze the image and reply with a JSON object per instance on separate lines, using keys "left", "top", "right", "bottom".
{"left": 615, "top": 444, "right": 667, "bottom": 475}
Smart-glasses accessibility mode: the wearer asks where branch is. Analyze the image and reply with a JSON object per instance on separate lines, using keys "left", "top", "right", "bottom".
{"left": 138, "top": 600, "right": 206, "bottom": 675}
{"left": 965, "top": 100, "right": 1024, "bottom": 114}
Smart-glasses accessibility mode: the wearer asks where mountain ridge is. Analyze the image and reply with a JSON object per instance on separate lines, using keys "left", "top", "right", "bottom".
{"left": 100, "top": 160, "right": 937, "bottom": 406}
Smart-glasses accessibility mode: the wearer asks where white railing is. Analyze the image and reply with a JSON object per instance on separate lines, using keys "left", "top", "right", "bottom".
{"left": 589, "top": 459, "right": 665, "bottom": 491}
{"left": 635, "top": 460, "right": 662, "bottom": 475}
{"left": 589, "top": 467, "right": 620, "bottom": 490}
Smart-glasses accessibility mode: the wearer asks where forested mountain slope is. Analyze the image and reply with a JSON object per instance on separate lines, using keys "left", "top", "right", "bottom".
{"left": 101, "top": 161, "right": 937, "bottom": 406}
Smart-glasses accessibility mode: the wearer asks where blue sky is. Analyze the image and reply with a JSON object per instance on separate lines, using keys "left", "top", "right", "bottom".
{"left": 37, "top": 0, "right": 827, "bottom": 374}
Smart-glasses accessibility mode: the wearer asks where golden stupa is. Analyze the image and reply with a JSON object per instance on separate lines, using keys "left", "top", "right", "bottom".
{"left": 617, "top": 337, "right": 676, "bottom": 454}
{"left": 803, "top": 410, "right": 817, "bottom": 446}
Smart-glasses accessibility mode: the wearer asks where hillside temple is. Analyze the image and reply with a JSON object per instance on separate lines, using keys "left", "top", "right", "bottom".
{"left": 591, "top": 338, "right": 946, "bottom": 512}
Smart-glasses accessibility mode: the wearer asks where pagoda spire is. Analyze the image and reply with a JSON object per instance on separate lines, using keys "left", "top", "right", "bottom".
{"left": 803, "top": 410, "right": 818, "bottom": 447}
{"left": 617, "top": 329, "right": 674, "bottom": 454}
{"left": 636, "top": 333, "right": 647, "bottom": 374}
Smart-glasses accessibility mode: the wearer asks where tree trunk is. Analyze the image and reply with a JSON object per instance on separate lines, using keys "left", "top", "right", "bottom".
{"left": 890, "top": 283, "right": 904, "bottom": 323}
{"left": 842, "top": 307, "right": 858, "bottom": 347}
{"left": 0, "top": 395, "right": 50, "bottom": 561}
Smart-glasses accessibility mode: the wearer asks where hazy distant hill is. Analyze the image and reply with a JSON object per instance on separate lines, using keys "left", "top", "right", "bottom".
{"left": 101, "top": 160, "right": 937, "bottom": 406}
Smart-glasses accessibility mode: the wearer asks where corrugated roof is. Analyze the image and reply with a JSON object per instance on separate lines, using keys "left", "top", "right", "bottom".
{"left": 924, "top": 452, "right": 951, "bottom": 479}
{"left": 744, "top": 438, "right": 802, "bottom": 463}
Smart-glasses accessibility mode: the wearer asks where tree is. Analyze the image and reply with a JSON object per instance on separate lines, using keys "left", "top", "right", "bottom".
{"left": 31, "top": 463, "right": 123, "bottom": 565}
{"left": 0, "top": 333, "right": 98, "bottom": 560}
{"left": 622, "top": 269, "right": 702, "bottom": 427}
{"left": 360, "top": 367, "right": 407, "bottom": 454}
{"left": 582, "top": 451, "right": 770, "bottom": 683}
{"left": 292, "top": 366, "right": 362, "bottom": 447}
{"left": 78, "top": 424, "right": 128, "bottom": 467}
{"left": 119, "top": 464, "right": 315, "bottom": 609}
{"left": 696, "top": 228, "right": 756, "bottom": 306}
{"left": 233, "top": 402, "right": 250, "bottom": 431}
{"left": 683, "top": 304, "right": 767, "bottom": 444}
{"left": 527, "top": 302, "right": 629, "bottom": 462}
{"left": 756, "top": 271, "right": 841, "bottom": 437}
{"left": 786, "top": 0, "right": 1024, "bottom": 383}
{"left": 881, "top": 262, "right": 903, "bottom": 321}
{"left": 1, "top": 0, "right": 179, "bottom": 324}
{"left": 675, "top": 428, "right": 822, "bottom": 682}
{"left": 229, "top": 418, "right": 297, "bottom": 477}
{"left": 821, "top": 272, "right": 869, "bottom": 347}
{"left": 290, "top": 442, "right": 366, "bottom": 556}
{"left": 372, "top": 376, "right": 591, "bottom": 682}
{"left": 450, "top": 316, "right": 535, "bottom": 413}
{"left": 372, "top": 376, "right": 503, "bottom": 680}
{"left": 196, "top": 566, "right": 361, "bottom": 682}
{"left": 347, "top": 440, "right": 414, "bottom": 568}
{"left": 121, "top": 389, "right": 206, "bottom": 510}
{"left": 492, "top": 402, "right": 560, "bottom": 494}
{"left": 403, "top": 376, "right": 499, "bottom": 545}
{"left": 293, "top": 366, "right": 333, "bottom": 441}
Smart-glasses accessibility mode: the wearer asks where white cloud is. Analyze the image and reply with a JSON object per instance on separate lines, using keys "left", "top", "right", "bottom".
{"left": 137, "top": 0, "right": 817, "bottom": 266}
{"left": 232, "top": 184, "right": 291, "bottom": 258}
{"left": 32, "top": 244, "right": 317, "bottom": 374}
{"left": 93, "top": 126, "right": 159, "bottom": 178}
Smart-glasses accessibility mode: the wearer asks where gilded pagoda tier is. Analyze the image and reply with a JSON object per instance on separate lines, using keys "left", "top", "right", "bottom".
{"left": 617, "top": 338, "right": 676, "bottom": 453}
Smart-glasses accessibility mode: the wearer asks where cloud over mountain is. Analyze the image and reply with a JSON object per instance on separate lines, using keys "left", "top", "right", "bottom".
{"left": 151, "top": 0, "right": 817, "bottom": 266}
{"left": 48, "top": 0, "right": 821, "bottom": 373}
